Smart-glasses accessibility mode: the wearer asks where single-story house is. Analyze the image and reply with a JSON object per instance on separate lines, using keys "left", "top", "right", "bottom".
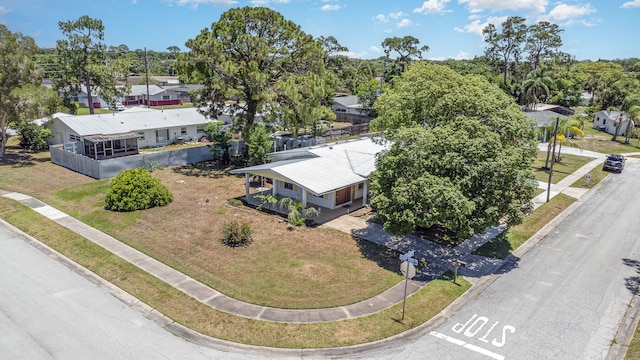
{"left": 164, "top": 84, "right": 205, "bottom": 103}
{"left": 593, "top": 110, "right": 629, "bottom": 136}
{"left": 45, "top": 107, "right": 217, "bottom": 160}
{"left": 230, "top": 136, "right": 388, "bottom": 211}
{"left": 522, "top": 104, "right": 575, "bottom": 141}
{"left": 73, "top": 84, "right": 181, "bottom": 108}
{"left": 332, "top": 95, "right": 363, "bottom": 115}
{"left": 121, "top": 85, "right": 181, "bottom": 107}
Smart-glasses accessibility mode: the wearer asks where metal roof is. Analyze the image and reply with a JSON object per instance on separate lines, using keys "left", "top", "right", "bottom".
{"left": 84, "top": 133, "right": 139, "bottom": 142}
{"left": 231, "top": 137, "right": 387, "bottom": 195}
{"left": 52, "top": 108, "right": 214, "bottom": 136}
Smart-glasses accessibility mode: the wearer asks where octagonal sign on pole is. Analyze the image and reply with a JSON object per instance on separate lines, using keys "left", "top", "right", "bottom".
{"left": 399, "top": 250, "right": 418, "bottom": 320}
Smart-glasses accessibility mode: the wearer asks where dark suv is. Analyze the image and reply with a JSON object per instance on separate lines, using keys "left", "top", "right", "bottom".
{"left": 603, "top": 154, "right": 625, "bottom": 173}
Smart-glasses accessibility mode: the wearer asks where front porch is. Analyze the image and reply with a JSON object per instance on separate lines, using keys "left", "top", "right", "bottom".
{"left": 243, "top": 190, "right": 366, "bottom": 225}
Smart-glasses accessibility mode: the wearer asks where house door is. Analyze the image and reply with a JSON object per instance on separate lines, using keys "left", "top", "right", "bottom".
{"left": 335, "top": 187, "right": 352, "bottom": 206}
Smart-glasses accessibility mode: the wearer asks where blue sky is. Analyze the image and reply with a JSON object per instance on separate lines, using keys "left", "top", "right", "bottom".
{"left": 0, "top": 0, "right": 638, "bottom": 61}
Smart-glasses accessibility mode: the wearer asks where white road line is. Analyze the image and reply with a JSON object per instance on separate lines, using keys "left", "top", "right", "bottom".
{"left": 430, "top": 331, "right": 506, "bottom": 360}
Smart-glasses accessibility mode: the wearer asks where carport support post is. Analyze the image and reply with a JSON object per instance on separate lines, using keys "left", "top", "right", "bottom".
{"left": 244, "top": 173, "right": 250, "bottom": 199}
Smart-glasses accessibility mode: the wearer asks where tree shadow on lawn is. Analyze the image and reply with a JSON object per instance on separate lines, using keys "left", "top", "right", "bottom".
{"left": 354, "top": 237, "right": 402, "bottom": 273}
{"left": 0, "top": 151, "right": 49, "bottom": 168}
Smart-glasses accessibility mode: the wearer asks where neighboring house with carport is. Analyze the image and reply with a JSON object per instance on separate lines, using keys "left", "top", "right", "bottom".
{"left": 522, "top": 104, "right": 573, "bottom": 142}
{"left": 593, "top": 110, "right": 629, "bottom": 136}
{"left": 332, "top": 95, "right": 373, "bottom": 124}
{"left": 164, "top": 84, "right": 205, "bottom": 103}
{"left": 45, "top": 107, "right": 217, "bottom": 160}
{"left": 230, "top": 136, "right": 387, "bottom": 214}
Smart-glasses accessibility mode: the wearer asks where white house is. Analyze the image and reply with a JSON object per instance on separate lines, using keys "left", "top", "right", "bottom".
{"left": 230, "top": 136, "right": 388, "bottom": 211}
{"left": 121, "top": 85, "right": 180, "bottom": 107}
{"left": 74, "top": 84, "right": 180, "bottom": 108}
{"left": 593, "top": 110, "right": 629, "bottom": 136}
{"left": 45, "top": 107, "right": 218, "bottom": 160}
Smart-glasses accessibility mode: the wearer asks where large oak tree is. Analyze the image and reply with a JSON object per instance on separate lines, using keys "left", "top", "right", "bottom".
{"left": 369, "top": 63, "right": 538, "bottom": 240}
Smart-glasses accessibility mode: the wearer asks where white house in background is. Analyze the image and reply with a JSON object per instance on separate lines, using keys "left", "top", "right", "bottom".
{"left": 230, "top": 136, "right": 388, "bottom": 211}
{"left": 593, "top": 110, "right": 629, "bottom": 136}
{"left": 45, "top": 107, "right": 217, "bottom": 160}
{"left": 121, "top": 84, "right": 181, "bottom": 107}
{"left": 74, "top": 84, "right": 180, "bottom": 108}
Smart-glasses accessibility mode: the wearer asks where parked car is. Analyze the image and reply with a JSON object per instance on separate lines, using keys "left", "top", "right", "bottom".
{"left": 602, "top": 154, "right": 625, "bottom": 173}
{"left": 315, "top": 120, "right": 334, "bottom": 130}
{"left": 110, "top": 103, "right": 125, "bottom": 111}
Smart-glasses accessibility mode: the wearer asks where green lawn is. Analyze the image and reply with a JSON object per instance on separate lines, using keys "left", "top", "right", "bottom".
{"left": 0, "top": 197, "right": 470, "bottom": 348}
{"left": 532, "top": 151, "right": 594, "bottom": 183}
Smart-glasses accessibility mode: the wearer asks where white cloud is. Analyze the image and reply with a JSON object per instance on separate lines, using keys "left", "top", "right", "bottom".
{"left": 539, "top": 3, "right": 596, "bottom": 24}
{"left": 414, "top": 0, "right": 451, "bottom": 15}
{"left": 370, "top": 45, "right": 381, "bottom": 53}
{"left": 375, "top": 14, "right": 389, "bottom": 23}
{"left": 459, "top": 0, "right": 547, "bottom": 15}
{"left": 131, "top": 0, "right": 138, "bottom": 4}
{"left": 0, "top": 6, "right": 8, "bottom": 15}
{"left": 321, "top": 4, "right": 342, "bottom": 11}
{"left": 622, "top": 0, "right": 640, "bottom": 8}
{"left": 428, "top": 51, "right": 470, "bottom": 61}
{"left": 251, "top": 0, "right": 268, "bottom": 5}
{"left": 389, "top": 11, "right": 407, "bottom": 19}
{"left": 397, "top": 19, "right": 413, "bottom": 28}
{"left": 454, "top": 15, "right": 507, "bottom": 36}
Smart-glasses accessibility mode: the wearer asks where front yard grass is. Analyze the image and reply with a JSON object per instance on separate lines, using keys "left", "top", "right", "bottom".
{"left": 0, "top": 197, "right": 470, "bottom": 348}
{"left": 532, "top": 150, "right": 593, "bottom": 184}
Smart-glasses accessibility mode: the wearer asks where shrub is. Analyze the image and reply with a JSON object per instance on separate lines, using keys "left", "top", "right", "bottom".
{"left": 105, "top": 168, "right": 173, "bottom": 211}
{"left": 221, "top": 220, "right": 252, "bottom": 247}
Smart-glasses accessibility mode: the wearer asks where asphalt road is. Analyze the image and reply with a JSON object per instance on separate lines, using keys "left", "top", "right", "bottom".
{"left": 2, "top": 161, "right": 639, "bottom": 360}
{"left": 0, "top": 222, "right": 267, "bottom": 360}
{"left": 355, "top": 160, "right": 640, "bottom": 359}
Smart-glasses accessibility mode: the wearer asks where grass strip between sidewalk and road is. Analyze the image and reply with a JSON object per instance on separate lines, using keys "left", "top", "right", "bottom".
{"left": 0, "top": 196, "right": 470, "bottom": 349}
{"left": 473, "top": 193, "right": 576, "bottom": 259}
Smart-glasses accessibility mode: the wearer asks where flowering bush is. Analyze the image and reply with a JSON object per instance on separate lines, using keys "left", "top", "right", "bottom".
{"left": 221, "top": 220, "right": 252, "bottom": 247}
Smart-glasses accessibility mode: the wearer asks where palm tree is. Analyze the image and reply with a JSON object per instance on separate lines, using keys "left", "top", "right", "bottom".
{"left": 555, "top": 117, "right": 584, "bottom": 162}
{"left": 544, "top": 117, "right": 584, "bottom": 168}
{"left": 521, "top": 65, "right": 555, "bottom": 110}
{"left": 279, "top": 197, "right": 320, "bottom": 226}
{"left": 621, "top": 95, "right": 640, "bottom": 144}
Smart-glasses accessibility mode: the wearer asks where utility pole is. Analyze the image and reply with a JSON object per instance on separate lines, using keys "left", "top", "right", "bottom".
{"left": 546, "top": 117, "right": 560, "bottom": 202}
{"left": 144, "top": 48, "right": 150, "bottom": 108}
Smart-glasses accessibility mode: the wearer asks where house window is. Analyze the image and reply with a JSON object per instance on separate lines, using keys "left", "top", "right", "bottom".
{"left": 162, "top": 95, "right": 171, "bottom": 100}
{"left": 69, "top": 134, "right": 81, "bottom": 142}
{"left": 358, "top": 183, "right": 364, "bottom": 189}
{"left": 180, "top": 127, "right": 187, "bottom": 135}
{"left": 283, "top": 182, "right": 294, "bottom": 190}
{"left": 156, "top": 129, "right": 169, "bottom": 141}
{"left": 127, "top": 96, "right": 136, "bottom": 101}
{"left": 196, "top": 124, "right": 205, "bottom": 133}
{"left": 137, "top": 132, "right": 145, "bottom": 140}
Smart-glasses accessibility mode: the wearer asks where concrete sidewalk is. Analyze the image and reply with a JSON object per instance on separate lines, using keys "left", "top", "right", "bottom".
{"left": 0, "top": 189, "right": 422, "bottom": 324}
